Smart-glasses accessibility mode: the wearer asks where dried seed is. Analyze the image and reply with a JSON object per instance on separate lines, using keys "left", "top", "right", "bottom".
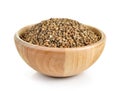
{"left": 20, "top": 18, "right": 101, "bottom": 48}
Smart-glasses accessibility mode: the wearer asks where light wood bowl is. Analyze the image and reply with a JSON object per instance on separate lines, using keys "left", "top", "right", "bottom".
{"left": 14, "top": 25, "right": 106, "bottom": 77}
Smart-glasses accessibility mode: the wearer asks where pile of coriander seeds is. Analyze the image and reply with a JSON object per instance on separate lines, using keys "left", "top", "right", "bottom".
{"left": 20, "top": 18, "right": 101, "bottom": 48}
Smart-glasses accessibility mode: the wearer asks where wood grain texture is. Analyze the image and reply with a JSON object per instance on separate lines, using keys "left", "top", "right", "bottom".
{"left": 64, "top": 40, "right": 105, "bottom": 76}
{"left": 14, "top": 25, "right": 106, "bottom": 77}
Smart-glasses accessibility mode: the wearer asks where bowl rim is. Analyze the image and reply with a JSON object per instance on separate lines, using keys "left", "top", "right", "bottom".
{"left": 14, "top": 24, "right": 106, "bottom": 52}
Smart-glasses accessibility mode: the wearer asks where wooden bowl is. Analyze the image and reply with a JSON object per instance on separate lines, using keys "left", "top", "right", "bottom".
{"left": 14, "top": 25, "right": 106, "bottom": 77}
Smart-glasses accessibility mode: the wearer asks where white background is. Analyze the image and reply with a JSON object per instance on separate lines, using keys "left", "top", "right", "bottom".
{"left": 0, "top": 0, "right": 120, "bottom": 91}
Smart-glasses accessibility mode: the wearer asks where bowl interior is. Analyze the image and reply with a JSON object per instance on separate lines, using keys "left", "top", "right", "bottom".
{"left": 15, "top": 24, "right": 105, "bottom": 50}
